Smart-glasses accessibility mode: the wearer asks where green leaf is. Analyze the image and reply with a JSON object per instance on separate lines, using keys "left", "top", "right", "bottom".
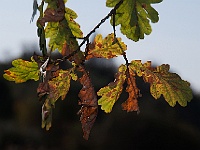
{"left": 98, "top": 65, "right": 127, "bottom": 113}
{"left": 3, "top": 58, "right": 39, "bottom": 83}
{"left": 129, "top": 60, "right": 193, "bottom": 107}
{"left": 148, "top": 64, "right": 193, "bottom": 107}
{"left": 86, "top": 33, "right": 127, "bottom": 60}
{"left": 65, "top": 8, "right": 83, "bottom": 38}
{"left": 45, "top": 7, "right": 83, "bottom": 53}
{"left": 106, "top": 0, "right": 162, "bottom": 41}
{"left": 45, "top": 7, "right": 84, "bottom": 64}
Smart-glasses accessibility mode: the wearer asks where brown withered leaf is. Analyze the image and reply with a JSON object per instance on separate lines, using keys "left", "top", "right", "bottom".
{"left": 62, "top": 42, "right": 84, "bottom": 65}
{"left": 37, "top": 82, "right": 49, "bottom": 100}
{"left": 122, "top": 69, "right": 140, "bottom": 113}
{"left": 38, "top": 0, "right": 65, "bottom": 26}
{"left": 77, "top": 66, "right": 98, "bottom": 140}
{"left": 41, "top": 99, "right": 52, "bottom": 130}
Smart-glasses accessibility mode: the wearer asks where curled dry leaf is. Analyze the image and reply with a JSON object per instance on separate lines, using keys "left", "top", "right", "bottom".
{"left": 34, "top": 54, "right": 59, "bottom": 101}
{"left": 77, "top": 66, "right": 98, "bottom": 140}
{"left": 41, "top": 99, "right": 52, "bottom": 130}
{"left": 38, "top": 0, "right": 65, "bottom": 26}
{"left": 30, "top": 0, "right": 38, "bottom": 22}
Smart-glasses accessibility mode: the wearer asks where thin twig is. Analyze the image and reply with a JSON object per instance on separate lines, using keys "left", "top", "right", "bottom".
{"left": 112, "top": 9, "right": 117, "bottom": 40}
{"left": 84, "top": 38, "right": 90, "bottom": 59}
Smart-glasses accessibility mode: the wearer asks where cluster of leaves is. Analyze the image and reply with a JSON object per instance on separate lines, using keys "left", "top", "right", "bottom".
{"left": 98, "top": 60, "right": 192, "bottom": 113}
{"left": 3, "top": 0, "right": 192, "bottom": 140}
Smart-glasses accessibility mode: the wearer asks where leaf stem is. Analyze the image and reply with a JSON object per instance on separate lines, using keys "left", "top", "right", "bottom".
{"left": 111, "top": 0, "right": 129, "bottom": 67}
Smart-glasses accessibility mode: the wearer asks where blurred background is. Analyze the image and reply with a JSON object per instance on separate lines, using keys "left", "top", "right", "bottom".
{"left": 0, "top": 0, "right": 200, "bottom": 149}
{"left": 0, "top": 49, "right": 200, "bottom": 149}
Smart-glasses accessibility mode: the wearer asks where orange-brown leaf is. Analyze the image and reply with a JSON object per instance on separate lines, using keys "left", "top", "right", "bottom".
{"left": 122, "top": 69, "right": 140, "bottom": 113}
{"left": 122, "top": 98, "right": 139, "bottom": 113}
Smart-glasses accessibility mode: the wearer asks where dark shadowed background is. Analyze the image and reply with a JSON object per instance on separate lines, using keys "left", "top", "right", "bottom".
{"left": 0, "top": 45, "right": 200, "bottom": 150}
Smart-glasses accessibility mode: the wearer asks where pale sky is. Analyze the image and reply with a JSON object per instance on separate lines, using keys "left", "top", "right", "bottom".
{"left": 0, "top": 0, "right": 200, "bottom": 94}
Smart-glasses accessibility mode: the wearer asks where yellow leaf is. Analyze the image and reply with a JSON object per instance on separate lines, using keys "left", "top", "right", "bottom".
{"left": 3, "top": 59, "right": 39, "bottom": 83}
{"left": 86, "top": 33, "right": 127, "bottom": 60}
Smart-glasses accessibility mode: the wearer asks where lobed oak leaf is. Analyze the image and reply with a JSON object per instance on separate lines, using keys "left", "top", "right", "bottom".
{"left": 106, "top": 0, "right": 162, "bottom": 41}
{"left": 3, "top": 59, "right": 39, "bottom": 83}
{"left": 129, "top": 60, "right": 193, "bottom": 107}
{"left": 98, "top": 65, "right": 127, "bottom": 113}
{"left": 86, "top": 33, "right": 127, "bottom": 60}
{"left": 146, "top": 64, "right": 193, "bottom": 107}
{"left": 78, "top": 66, "right": 98, "bottom": 140}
